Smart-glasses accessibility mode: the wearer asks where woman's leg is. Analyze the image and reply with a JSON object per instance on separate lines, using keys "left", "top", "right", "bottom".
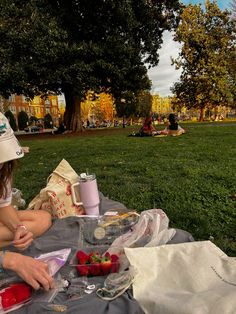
{"left": 159, "top": 129, "right": 168, "bottom": 135}
{"left": 0, "top": 210, "right": 52, "bottom": 248}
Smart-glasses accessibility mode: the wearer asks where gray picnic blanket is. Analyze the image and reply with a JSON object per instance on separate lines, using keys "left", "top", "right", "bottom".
{"left": 3, "top": 193, "right": 194, "bottom": 314}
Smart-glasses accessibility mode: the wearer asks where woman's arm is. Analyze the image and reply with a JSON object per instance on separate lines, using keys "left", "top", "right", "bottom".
{"left": 1, "top": 251, "right": 54, "bottom": 290}
{"left": 0, "top": 205, "right": 23, "bottom": 232}
{"left": 0, "top": 205, "right": 33, "bottom": 250}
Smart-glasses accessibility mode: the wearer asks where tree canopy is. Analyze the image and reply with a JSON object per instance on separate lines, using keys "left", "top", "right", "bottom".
{"left": 171, "top": 0, "right": 235, "bottom": 120}
{"left": 4, "top": 110, "right": 17, "bottom": 131}
{"left": 18, "top": 110, "right": 29, "bottom": 130}
{"left": 0, "top": 0, "right": 181, "bottom": 131}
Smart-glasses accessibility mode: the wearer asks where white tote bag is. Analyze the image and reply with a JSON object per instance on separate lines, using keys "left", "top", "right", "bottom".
{"left": 125, "top": 241, "right": 236, "bottom": 314}
{"left": 28, "top": 159, "right": 85, "bottom": 218}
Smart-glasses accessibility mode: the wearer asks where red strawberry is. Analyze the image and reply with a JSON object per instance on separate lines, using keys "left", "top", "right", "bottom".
{"left": 76, "top": 250, "right": 89, "bottom": 265}
{"left": 76, "top": 265, "right": 90, "bottom": 276}
{"left": 110, "top": 254, "right": 120, "bottom": 273}
{"left": 89, "top": 252, "right": 101, "bottom": 264}
{"left": 110, "top": 254, "right": 119, "bottom": 262}
{"left": 0, "top": 289, "right": 17, "bottom": 309}
{"left": 10, "top": 283, "right": 31, "bottom": 303}
{"left": 104, "top": 252, "right": 110, "bottom": 259}
{"left": 89, "top": 263, "right": 101, "bottom": 276}
{"left": 100, "top": 253, "right": 112, "bottom": 275}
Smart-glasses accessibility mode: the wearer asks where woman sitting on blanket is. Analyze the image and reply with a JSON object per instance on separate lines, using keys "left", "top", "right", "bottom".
{"left": 139, "top": 116, "right": 157, "bottom": 136}
{"left": 0, "top": 112, "right": 53, "bottom": 290}
{"left": 158, "top": 113, "right": 186, "bottom": 136}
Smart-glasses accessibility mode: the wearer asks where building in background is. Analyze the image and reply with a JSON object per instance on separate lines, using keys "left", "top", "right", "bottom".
{"left": 151, "top": 95, "right": 172, "bottom": 116}
{"left": 0, "top": 95, "right": 31, "bottom": 118}
{"left": 30, "top": 95, "right": 60, "bottom": 125}
{"left": 57, "top": 94, "right": 66, "bottom": 119}
{"left": 1, "top": 94, "right": 60, "bottom": 127}
{"left": 1, "top": 92, "right": 115, "bottom": 128}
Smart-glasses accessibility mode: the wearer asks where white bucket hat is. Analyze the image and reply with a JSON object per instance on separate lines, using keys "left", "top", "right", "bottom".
{"left": 0, "top": 112, "right": 24, "bottom": 163}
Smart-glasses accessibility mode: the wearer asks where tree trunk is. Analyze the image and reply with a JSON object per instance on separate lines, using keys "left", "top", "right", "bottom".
{"left": 214, "top": 107, "right": 218, "bottom": 120}
{"left": 122, "top": 116, "right": 126, "bottom": 128}
{"left": 199, "top": 107, "right": 205, "bottom": 122}
{"left": 64, "top": 87, "right": 84, "bottom": 132}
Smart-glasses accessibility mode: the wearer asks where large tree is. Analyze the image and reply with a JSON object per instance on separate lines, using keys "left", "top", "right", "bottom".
{"left": 171, "top": 0, "right": 235, "bottom": 121}
{"left": 0, "top": 0, "right": 181, "bottom": 131}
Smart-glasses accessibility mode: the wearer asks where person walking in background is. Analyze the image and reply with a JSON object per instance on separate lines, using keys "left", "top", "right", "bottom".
{"left": 0, "top": 112, "right": 53, "bottom": 290}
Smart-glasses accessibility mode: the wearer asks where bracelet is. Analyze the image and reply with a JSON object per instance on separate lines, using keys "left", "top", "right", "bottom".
{"left": 0, "top": 250, "right": 6, "bottom": 272}
{"left": 15, "top": 224, "right": 27, "bottom": 231}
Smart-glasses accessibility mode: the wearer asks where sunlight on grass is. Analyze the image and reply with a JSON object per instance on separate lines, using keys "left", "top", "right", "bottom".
{"left": 15, "top": 122, "right": 236, "bottom": 255}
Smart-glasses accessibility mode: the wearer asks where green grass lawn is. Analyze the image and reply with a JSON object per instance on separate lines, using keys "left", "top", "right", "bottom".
{"left": 15, "top": 122, "right": 236, "bottom": 255}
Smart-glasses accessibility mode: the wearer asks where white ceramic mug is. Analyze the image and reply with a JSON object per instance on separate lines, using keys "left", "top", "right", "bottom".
{"left": 71, "top": 173, "right": 100, "bottom": 216}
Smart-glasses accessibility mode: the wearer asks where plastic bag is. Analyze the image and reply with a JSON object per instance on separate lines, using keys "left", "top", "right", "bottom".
{"left": 107, "top": 209, "right": 176, "bottom": 270}
{"left": 11, "top": 188, "right": 26, "bottom": 210}
{"left": 35, "top": 248, "right": 71, "bottom": 276}
{"left": 96, "top": 266, "right": 137, "bottom": 300}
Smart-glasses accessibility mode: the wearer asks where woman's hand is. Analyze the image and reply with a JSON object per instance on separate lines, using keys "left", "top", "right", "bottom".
{"left": 13, "top": 225, "right": 33, "bottom": 250}
{"left": 3, "top": 252, "right": 54, "bottom": 291}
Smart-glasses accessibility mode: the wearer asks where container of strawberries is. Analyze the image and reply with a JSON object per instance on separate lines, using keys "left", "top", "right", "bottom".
{"left": 0, "top": 282, "right": 31, "bottom": 313}
{"left": 70, "top": 246, "right": 120, "bottom": 277}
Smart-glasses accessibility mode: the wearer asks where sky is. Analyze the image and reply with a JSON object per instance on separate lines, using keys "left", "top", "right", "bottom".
{"left": 148, "top": 0, "right": 232, "bottom": 97}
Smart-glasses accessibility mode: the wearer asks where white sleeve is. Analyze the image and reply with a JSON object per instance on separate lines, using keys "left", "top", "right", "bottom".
{"left": 0, "top": 182, "right": 12, "bottom": 208}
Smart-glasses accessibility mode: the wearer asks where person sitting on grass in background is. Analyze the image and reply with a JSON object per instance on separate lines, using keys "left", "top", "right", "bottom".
{"left": 0, "top": 112, "right": 54, "bottom": 290}
{"left": 158, "top": 113, "right": 186, "bottom": 136}
{"left": 139, "top": 116, "right": 157, "bottom": 137}
{"left": 53, "top": 121, "right": 66, "bottom": 135}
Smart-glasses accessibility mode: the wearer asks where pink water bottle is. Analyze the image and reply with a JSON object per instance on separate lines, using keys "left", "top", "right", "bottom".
{"left": 71, "top": 173, "right": 100, "bottom": 216}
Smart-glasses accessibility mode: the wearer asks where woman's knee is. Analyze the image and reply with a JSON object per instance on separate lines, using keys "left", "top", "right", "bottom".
{"left": 30, "top": 210, "right": 52, "bottom": 238}
{"left": 38, "top": 210, "right": 52, "bottom": 231}
{"left": 22, "top": 209, "right": 52, "bottom": 235}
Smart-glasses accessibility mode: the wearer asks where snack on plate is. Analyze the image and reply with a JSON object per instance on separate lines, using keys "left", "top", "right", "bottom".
{"left": 82, "top": 211, "right": 140, "bottom": 245}
{"left": 93, "top": 211, "right": 140, "bottom": 241}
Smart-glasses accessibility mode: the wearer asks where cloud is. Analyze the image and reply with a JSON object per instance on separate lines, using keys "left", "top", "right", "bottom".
{"left": 147, "top": 31, "right": 182, "bottom": 96}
